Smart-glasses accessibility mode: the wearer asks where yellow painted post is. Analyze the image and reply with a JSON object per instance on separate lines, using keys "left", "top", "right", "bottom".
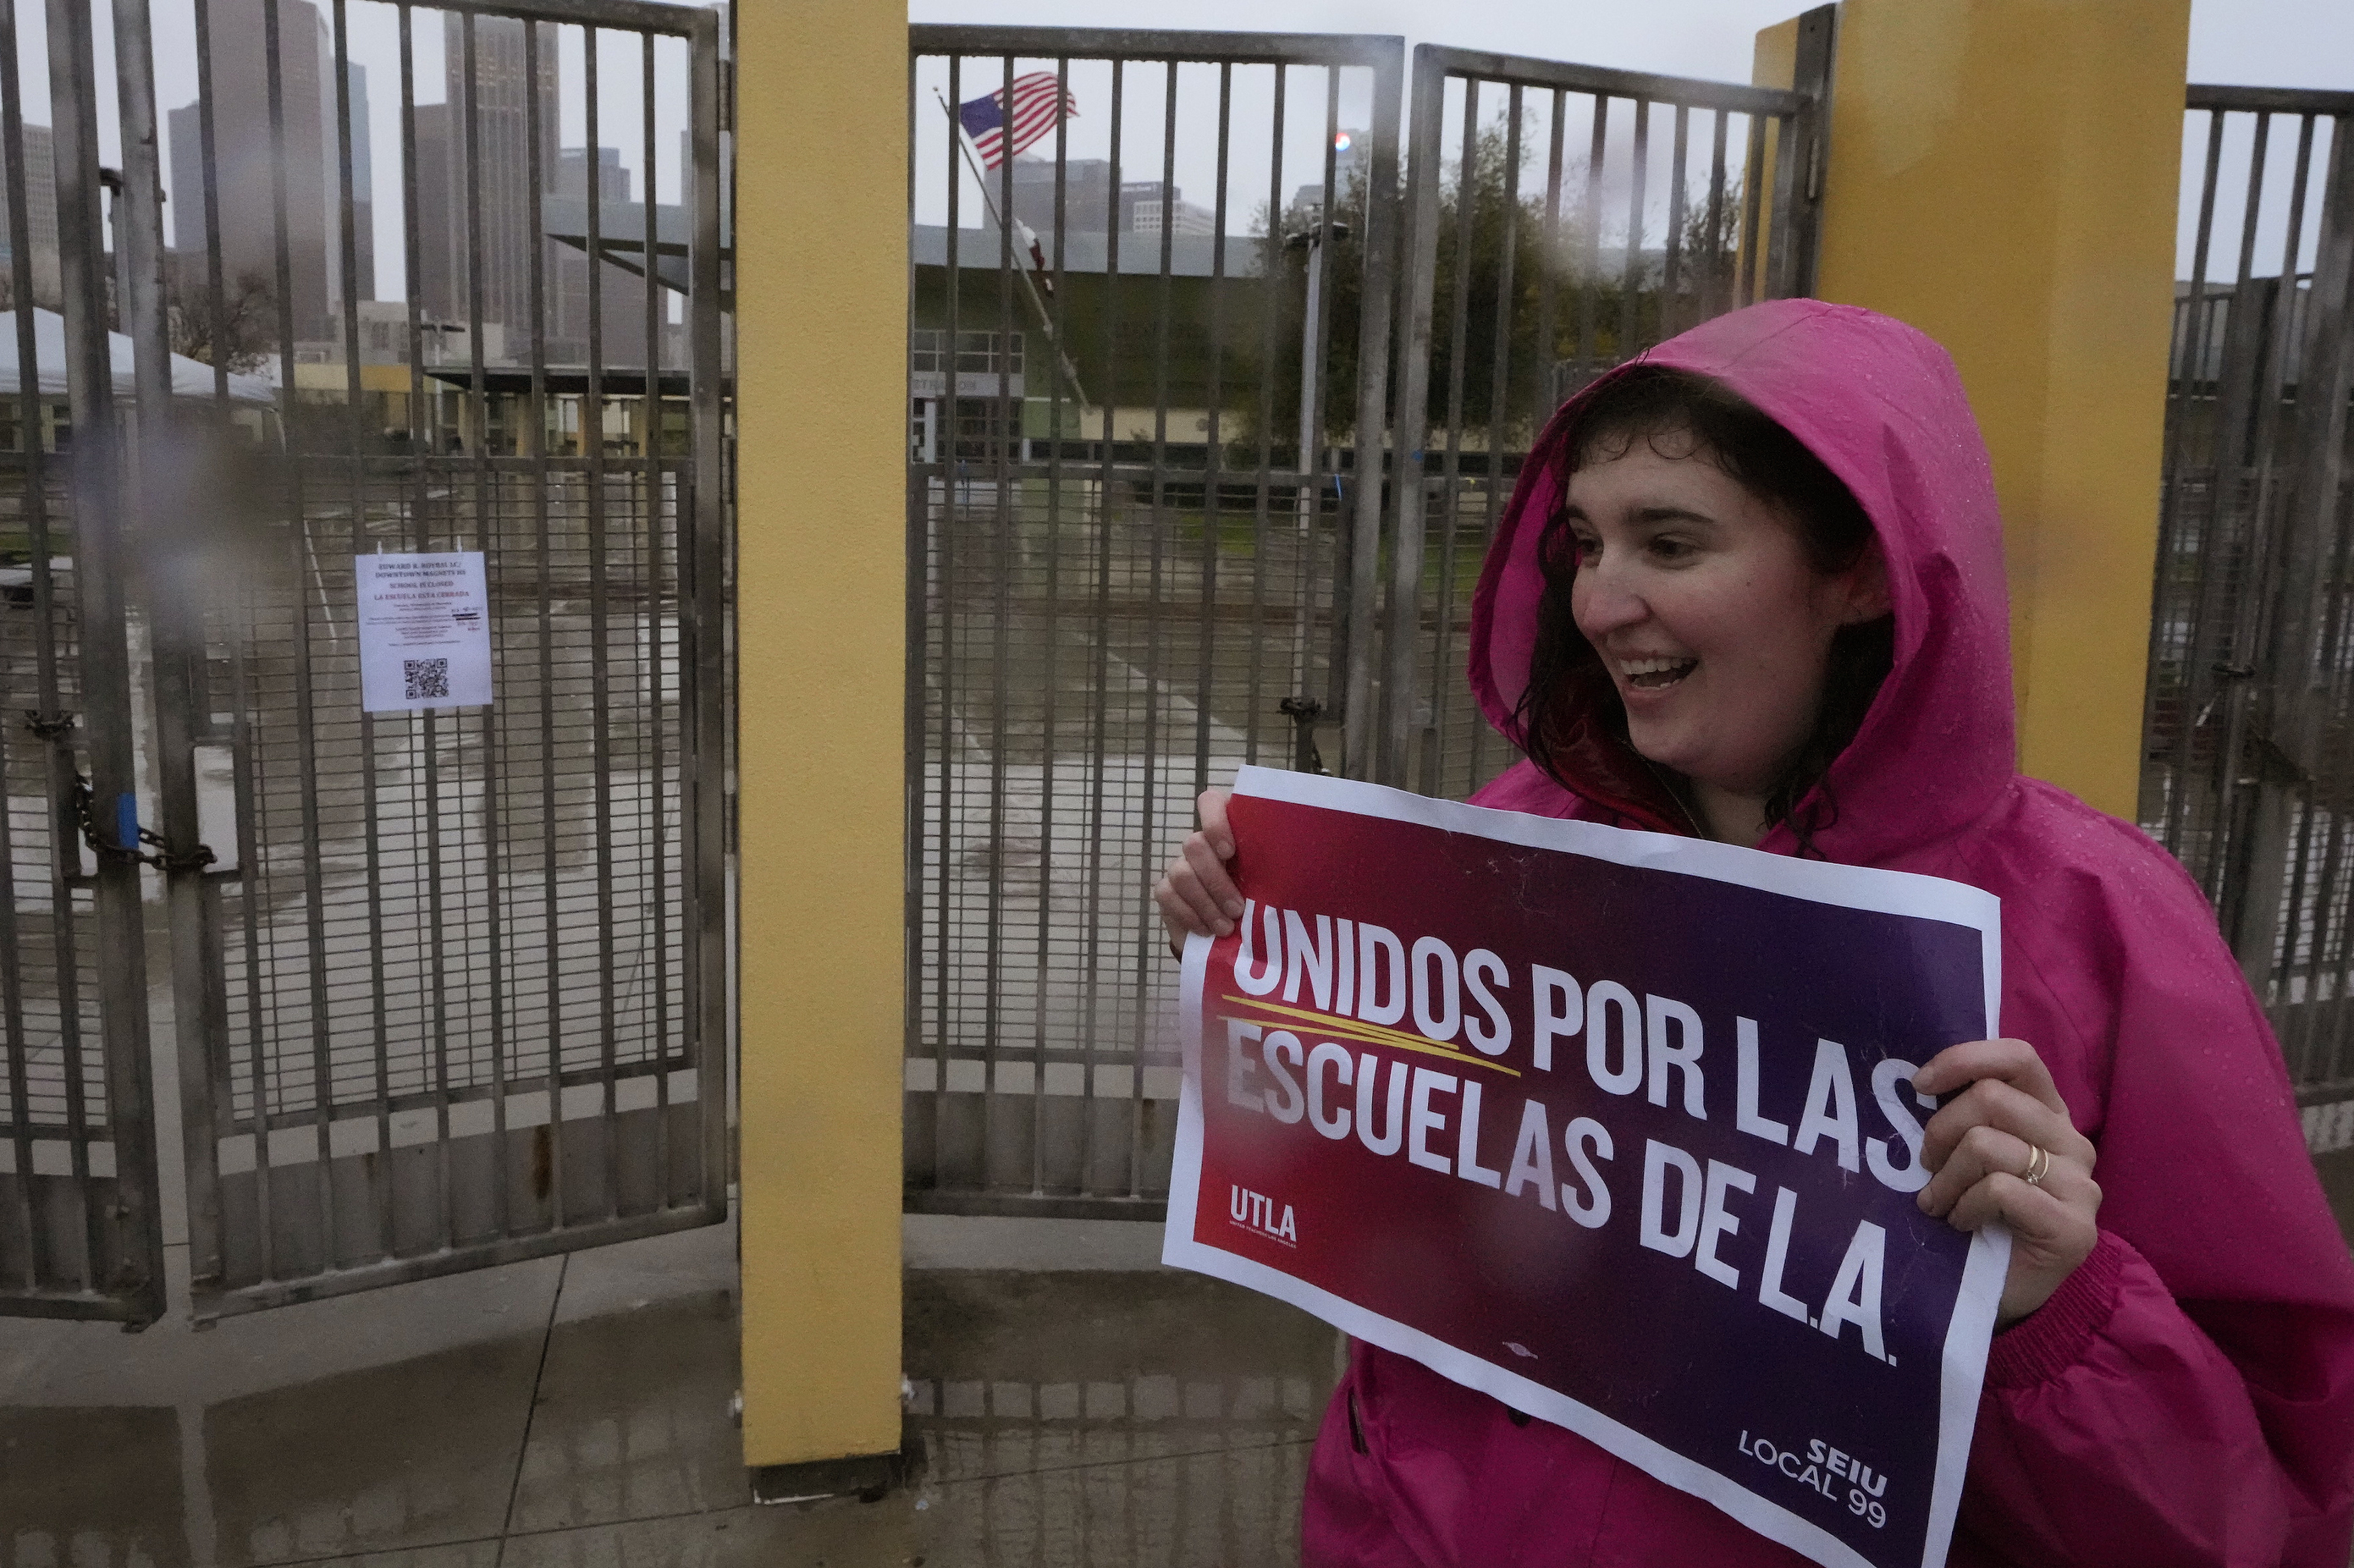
{"left": 1757, "top": 1, "right": 2190, "bottom": 819}
{"left": 734, "top": 1, "right": 907, "bottom": 1472}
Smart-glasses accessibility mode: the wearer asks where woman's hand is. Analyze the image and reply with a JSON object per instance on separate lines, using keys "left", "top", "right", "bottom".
{"left": 1913, "top": 1038, "right": 2102, "bottom": 1327}
{"left": 1153, "top": 789, "right": 1241, "bottom": 955}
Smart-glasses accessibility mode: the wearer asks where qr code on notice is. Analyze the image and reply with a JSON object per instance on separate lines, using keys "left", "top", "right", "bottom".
{"left": 404, "top": 657, "right": 451, "bottom": 701}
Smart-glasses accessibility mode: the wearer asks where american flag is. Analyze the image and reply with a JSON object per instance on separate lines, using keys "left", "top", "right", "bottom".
{"left": 956, "top": 71, "right": 1077, "bottom": 170}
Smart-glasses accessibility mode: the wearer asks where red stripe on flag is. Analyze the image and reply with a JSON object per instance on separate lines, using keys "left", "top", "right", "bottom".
{"left": 965, "top": 72, "right": 1075, "bottom": 171}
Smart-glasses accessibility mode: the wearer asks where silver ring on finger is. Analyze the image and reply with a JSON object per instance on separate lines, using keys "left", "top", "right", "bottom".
{"left": 2020, "top": 1143, "right": 2050, "bottom": 1187}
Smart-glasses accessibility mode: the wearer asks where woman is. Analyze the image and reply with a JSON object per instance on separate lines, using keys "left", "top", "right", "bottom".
{"left": 1155, "top": 300, "right": 2354, "bottom": 1565}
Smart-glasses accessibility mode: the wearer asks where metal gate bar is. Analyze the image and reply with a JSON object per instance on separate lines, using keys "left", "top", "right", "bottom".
{"left": 1379, "top": 23, "right": 1830, "bottom": 798}
{"left": 0, "top": 0, "right": 171, "bottom": 1323}
{"left": 905, "top": 27, "right": 1401, "bottom": 1217}
{"left": 2141, "top": 86, "right": 2354, "bottom": 1150}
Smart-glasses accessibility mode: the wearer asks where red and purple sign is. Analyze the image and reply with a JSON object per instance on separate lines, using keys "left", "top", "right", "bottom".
{"left": 1166, "top": 767, "right": 2009, "bottom": 1568}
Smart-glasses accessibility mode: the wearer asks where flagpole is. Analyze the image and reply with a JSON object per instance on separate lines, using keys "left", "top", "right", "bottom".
{"left": 935, "top": 90, "right": 1094, "bottom": 419}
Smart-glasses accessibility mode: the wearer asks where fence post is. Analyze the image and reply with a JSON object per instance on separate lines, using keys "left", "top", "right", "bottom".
{"left": 1759, "top": 6, "right": 1835, "bottom": 301}
{"left": 2233, "top": 113, "right": 2354, "bottom": 992}
{"left": 1379, "top": 45, "right": 1448, "bottom": 790}
{"left": 45, "top": 0, "right": 168, "bottom": 1326}
{"left": 735, "top": 0, "right": 909, "bottom": 1483}
{"left": 1340, "top": 41, "right": 1403, "bottom": 783}
{"left": 1758, "top": 0, "right": 2190, "bottom": 820}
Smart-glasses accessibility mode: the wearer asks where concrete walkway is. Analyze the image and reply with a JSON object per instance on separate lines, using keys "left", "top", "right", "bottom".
{"left": 0, "top": 1213, "right": 1340, "bottom": 1566}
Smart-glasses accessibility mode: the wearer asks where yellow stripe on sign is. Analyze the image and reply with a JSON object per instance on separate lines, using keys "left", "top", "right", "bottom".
{"left": 1221, "top": 994, "right": 1452, "bottom": 1059}
{"left": 1218, "top": 995, "right": 1522, "bottom": 1078}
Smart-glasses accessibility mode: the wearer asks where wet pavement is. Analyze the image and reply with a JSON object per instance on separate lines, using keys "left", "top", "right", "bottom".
{"left": 0, "top": 1213, "right": 1341, "bottom": 1567}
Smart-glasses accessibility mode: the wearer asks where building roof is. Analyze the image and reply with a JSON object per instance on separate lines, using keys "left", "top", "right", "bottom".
{"left": 420, "top": 366, "right": 695, "bottom": 396}
{"left": 540, "top": 195, "right": 727, "bottom": 305}
{"left": 0, "top": 308, "right": 275, "bottom": 404}
{"left": 912, "top": 223, "right": 1267, "bottom": 279}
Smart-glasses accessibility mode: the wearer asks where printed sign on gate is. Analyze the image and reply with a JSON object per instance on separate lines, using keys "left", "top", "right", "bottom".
{"left": 1165, "top": 767, "right": 2009, "bottom": 1568}
{"left": 355, "top": 551, "right": 493, "bottom": 713}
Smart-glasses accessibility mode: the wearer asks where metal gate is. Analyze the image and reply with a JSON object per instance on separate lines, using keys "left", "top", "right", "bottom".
{"left": 902, "top": 22, "right": 1827, "bottom": 1218}
{"left": 904, "top": 27, "right": 1402, "bottom": 1218}
{"left": 1377, "top": 22, "right": 1831, "bottom": 798}
{"left": 0, "top": 0, "right": 729, "bottom": 1327}
{"left": 2142, "top": 85, "right": 2354, "bottom": 1153}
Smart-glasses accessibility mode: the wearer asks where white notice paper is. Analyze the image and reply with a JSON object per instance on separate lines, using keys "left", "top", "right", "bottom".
{"left": 356, "top": 552, "right": 493, "bottom": 712}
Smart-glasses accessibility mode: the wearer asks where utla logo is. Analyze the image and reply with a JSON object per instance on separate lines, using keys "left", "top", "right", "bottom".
{"left": 1228, "top": 1185, "right": 1298, "bottom": 1246}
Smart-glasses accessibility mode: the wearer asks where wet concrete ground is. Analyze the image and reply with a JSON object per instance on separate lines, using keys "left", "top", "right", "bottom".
{"left": 0, "top": 1213, "right": 1340, "bottom": 1567}
{"left": 19, "top": 1208, "right": 2354, "bottom": 1567}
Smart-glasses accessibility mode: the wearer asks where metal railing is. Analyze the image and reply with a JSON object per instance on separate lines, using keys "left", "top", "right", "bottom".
{"left": 2141, "top": 84, "right": 2354, "bottom": 1145}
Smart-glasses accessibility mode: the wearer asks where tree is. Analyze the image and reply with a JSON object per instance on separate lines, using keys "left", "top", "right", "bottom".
{"left": 166, "top": 266, "right": 277, "bottom": 374}
{"left": 1672, "top": 162, "right": 1748, "bottom": 325}
{"left": 1236, "top": 112, "right": 1753, "bottom": 454}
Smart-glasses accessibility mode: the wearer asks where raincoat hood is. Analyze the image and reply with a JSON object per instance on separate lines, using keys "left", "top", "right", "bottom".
{"left": 1468, "top": 298, "right": 2015, "bottom": 861}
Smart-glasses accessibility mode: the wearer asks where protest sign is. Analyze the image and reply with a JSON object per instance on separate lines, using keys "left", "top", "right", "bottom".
{"left": 356, "top": 552, "right": 493, "bottom": 712}
{"left": 1166, "top": 766, "right": 2009, "bottom": 1568}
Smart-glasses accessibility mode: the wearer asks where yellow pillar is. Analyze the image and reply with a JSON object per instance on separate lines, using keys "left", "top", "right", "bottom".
{"left": 734, "top": 2, "right": 907, "bottom": 1470}
{"left": 1758, "top": 1, "right": 2190, "bottom": 819}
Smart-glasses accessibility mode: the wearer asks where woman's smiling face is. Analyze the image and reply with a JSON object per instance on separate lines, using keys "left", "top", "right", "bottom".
{"left": 1564, "top": 433, "right": 1888, "bottom": 802}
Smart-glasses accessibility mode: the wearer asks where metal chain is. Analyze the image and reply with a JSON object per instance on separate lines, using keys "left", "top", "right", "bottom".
{"left": 30, "top": 712, "right": 220, "bottom": 873}
{"left": 64, "top": 767, "right": 218, "bottom": 875}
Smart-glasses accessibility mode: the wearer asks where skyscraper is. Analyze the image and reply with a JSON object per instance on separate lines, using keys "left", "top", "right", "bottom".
{"left": 412, "top": 103, "right": 454, "bottom": 324}
{"left": 411, "top": 23, "right": 681, "bottom": 370}
{"left": 166, "top": 101, "right": 201, "bottom": 250}
{"left": 424, "top": 11, "right": 557, "bottom": 355}
{"left": 550, "top": 146, "right": 652, "bottom": 366}
{"left": 345, "top": 62, "right": 374, "bottom": 305}
{"left": 0, "top": 121, "right": 59, "bottom": 307}
{"left": 166, "top": 0, "right": 343, "bottom": 338}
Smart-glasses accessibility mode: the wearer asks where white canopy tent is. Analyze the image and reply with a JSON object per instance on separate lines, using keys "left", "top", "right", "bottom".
{"left": 0, "top": 307, "right": 275, "bottom": 405}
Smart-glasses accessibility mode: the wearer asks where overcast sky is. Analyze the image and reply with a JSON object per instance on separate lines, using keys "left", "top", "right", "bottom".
{"left": 39, "top": 0, "right": 705, "bottom": 302}
{"left": 902, "top": 0, "right": 2350, "bottom": 282}
{"left": 19, "top": 0, "right": 2345, "bottom": 299}
{"left": 906, "top": 0, "right": 2354, "bottom": 92}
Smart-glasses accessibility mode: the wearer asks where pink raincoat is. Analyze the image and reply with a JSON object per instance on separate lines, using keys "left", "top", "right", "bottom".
{"left": 1299, "top": 300, "right": 2354, "bottom": 1566}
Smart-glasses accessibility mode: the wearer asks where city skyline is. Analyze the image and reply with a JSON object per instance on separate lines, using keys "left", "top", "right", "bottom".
{"left": 0, "top": 0, "right": 2327, "bottom": 323}
{"left": 2, "top": 0, "right": 703, "bottom": 313}
{"left": 148, "top": 5, "right": 680, "bottom": 363}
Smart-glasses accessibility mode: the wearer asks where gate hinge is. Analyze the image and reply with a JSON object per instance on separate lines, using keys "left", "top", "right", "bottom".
{"left": 68, "top": 774, "right": 218, "bottom": 873}
{"left": 23, "top": 709, "right": 74, "bottom": 739}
